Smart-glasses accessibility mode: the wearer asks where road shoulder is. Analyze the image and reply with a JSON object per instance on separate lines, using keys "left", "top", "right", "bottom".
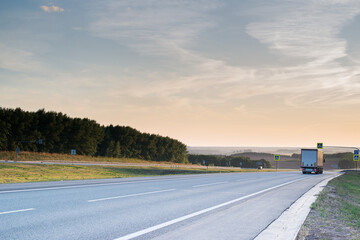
{"left": 255, "top": 172, "right": 341, "bottom": 240}
{"left": 296, "top": 171, "right": 360, "bottom": 240}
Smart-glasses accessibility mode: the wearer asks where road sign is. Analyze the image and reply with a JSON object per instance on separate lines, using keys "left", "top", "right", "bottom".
{"left": 354, "top": 150, "right": 359, "bottom": 155}
{"left": 354, "top": 154, "right": 359, "bottom": 161}
{"left": 16, "top": 147, "right": 20, "bottom": 154}
{"left": 317, "top": 143, "right": 323, "bottom": 149}
{"left": 274, "top": 155, "right": 280, "bottom": 161}
{"left": 38, "top": 139, "right": 43, "bottom": 144}
{"left": 71, "top": 149, "right": 76, "bottom": 155}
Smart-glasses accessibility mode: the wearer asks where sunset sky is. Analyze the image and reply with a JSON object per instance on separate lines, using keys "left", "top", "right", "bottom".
{"left": 1, "top": 0, "right": 360, "bottom": 147}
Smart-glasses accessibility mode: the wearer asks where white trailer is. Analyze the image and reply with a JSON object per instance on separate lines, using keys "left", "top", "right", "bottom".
{"left": 301, "top": 149, "right": 324, "bottom": 174}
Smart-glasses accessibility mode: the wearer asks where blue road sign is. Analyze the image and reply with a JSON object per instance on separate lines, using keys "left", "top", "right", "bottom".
{"left": 354, "top": 150, "right": 359, "bottom": 155}
{"left": 354, "top": 154, "right": 359, "bottom": 161}
{"left": 274, "top": 155, "right": 280, "bottom": 161}
{"left": 71, "top": 149, "right": 76, "bottom": 155}
{"left": 317, "top": 143, "right": 323, "bottom": 149}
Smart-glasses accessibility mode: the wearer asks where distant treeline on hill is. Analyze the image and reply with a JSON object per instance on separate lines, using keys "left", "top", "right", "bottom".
{"left": 188, "top": 155, "right": 272, "bottom": 168}
{"left": 0, "top": 107, "right": 188, "bottom": 163}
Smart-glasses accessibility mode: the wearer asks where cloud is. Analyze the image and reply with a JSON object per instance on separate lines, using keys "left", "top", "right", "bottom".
{"left": 87, "top": 0, "right": 360, "bottom": 112}
{"left": 246, "top": 1, "right": 359, "bottom": 63}
{"left": 40, "top": 5, "right": 64, "bottom": 13}
{"left": 89, "top": 0, "right": 222, "bottom": 56}
{"left": 0, "top": 43, "right": 46, "bottom": 74}
{"left": 245, "top": 0, "right": 360, "bottom": 105}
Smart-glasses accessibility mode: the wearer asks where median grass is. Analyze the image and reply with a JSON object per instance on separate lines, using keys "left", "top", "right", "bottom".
{"left": 297, "top": 171, "right": 360, "bottom": 240}
{"left": 0, "top": 151, "right": 154, "bottom": 164}
{"left": 0, "top": 151, "right": 283, "bottom": 184}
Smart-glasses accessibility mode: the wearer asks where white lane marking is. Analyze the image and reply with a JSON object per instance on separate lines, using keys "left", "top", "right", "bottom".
{"left": 114, "top": 178, "right": 306, "bottom": 240}
{"left": 192, "top": 181, "right": 228, "bottom": 188}
{"left": 0, "top": 208, "right": 35, "bottom": 215}
{"left": 88, "top": 189, "right": 176, "bottom": 202}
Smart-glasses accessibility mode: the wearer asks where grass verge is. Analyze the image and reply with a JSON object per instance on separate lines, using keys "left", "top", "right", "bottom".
{"left": 296, "top": 171, "right": 360, "bottom": 240}
{"left": 0, "top": 163, "right": 269, "bottom": 184}
{"left": 0, "top": 151, "right": 156, "bottom": 164}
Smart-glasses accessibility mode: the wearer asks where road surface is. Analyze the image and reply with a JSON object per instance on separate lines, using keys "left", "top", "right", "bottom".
{"left": 0, "top": 171, "right": 336, "bottom": 239}
{"left": 0, "top": 160, "right": 231, "bottom": 170}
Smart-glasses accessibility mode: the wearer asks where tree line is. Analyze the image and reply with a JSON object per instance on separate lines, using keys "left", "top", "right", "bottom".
{"left": 188, "top": 154, "right": 272, "bottom": 168}
{"left": 337, "top": 152, "right": 356, "bottom": 169}
{"left": 0, "top": 107, "right": 188, "bottom": 163}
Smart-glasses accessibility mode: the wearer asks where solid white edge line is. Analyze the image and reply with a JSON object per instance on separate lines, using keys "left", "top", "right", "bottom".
{"left": 0, "top": 208, "right": 35, "bottom": 215}
{"left": 0, "top": 182, "right": 142, "bottom": 194}
{"left": 88, "top": 189, "right": 176, "bottom": 202}
{"left": 0, "top": 178, "right": 186, "bottom": 194}
{"left": 192, "top": 181, "right": 228, "bottom": 188}
{"left": 0, "top": 175, "right": 215, "bottom": 194}
{"left": 114, "top": 178, "right": 306, "bottom": 240}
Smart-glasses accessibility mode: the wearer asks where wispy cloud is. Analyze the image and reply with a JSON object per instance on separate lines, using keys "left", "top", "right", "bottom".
{"left": 88, "top": 0, "right": 263, "bottom": 105}
{"left": 87, "top": 0, "right": 360, "bottom": 112}
{"left": 90, "top": 0, "right": 222, "bottom": 55}
{"left": 246, "top": 0, "right": 360, "bottom": 105}
{"left": 40, "top": 5, "right": 64, "bottom": 13}
{"left": 247, "top": 3, "right": 350, "bottom": 62}
{"left": 0, "top": 43, "right": 46, "bottom": 74}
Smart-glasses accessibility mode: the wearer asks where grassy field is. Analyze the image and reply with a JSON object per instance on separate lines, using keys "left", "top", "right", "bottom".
{"left": 297, "top": 171, "right": 360, "bottom": 240}
{"left": 0, "top": 162, "right": 275, "bottom": 184}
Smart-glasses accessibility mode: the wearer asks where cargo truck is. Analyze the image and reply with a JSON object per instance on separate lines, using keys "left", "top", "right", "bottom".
{"left": 301, "top": 149, "right": 324, "bottom": 174}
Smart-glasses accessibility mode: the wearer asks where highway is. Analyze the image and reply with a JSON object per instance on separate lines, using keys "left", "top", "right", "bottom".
{"left": 0, "top": 171, "right": 336, "bottom": 240}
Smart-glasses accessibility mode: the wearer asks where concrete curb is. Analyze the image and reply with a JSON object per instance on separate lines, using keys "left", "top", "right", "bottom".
{"left": 254, "top": 173, "right": 342, "bottom": 240}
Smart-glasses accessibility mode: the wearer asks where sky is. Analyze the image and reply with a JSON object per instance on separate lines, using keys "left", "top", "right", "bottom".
{"left": 1, "top": 0, "right": 360, "bottom": 147}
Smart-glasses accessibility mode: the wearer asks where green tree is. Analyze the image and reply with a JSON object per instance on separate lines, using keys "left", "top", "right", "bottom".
{"left": 114, "top": 141, "right": 121, "bottom": 158}
{"left": 105, "top": 141, "right": 115, "bottom": 157}
{"left": 338, "top": 159, "right": 355, "bottom": 169}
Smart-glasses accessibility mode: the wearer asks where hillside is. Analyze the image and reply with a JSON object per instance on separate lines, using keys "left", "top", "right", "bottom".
{"left": 187, "top": 146, "right": 355, "bottom": 156}
{"left": 232, "top": 152, "right": 350, "bottom": 170}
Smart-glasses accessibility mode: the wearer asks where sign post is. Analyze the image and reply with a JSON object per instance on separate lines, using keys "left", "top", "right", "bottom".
{"left": 14, "top": 139, "right": 43, "bottom": 162}
{"left": 15, "top": 146, "right": 20, "bottom": 162}
{"left": 274, "top": 155, "right": 280, "bottom": 171}
{"left": 354, "top": 154, "right": 359, "bottom": 171}
{"left": 71, "top": 149, "right": 76, "bottom": 165}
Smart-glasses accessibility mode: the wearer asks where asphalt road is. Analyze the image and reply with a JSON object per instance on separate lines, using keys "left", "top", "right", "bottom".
{"left": 0, "top": 171, "right": 337, "bottom": 240}
{"left": 0, "top": 160, "right": 226, "bottom": 169}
